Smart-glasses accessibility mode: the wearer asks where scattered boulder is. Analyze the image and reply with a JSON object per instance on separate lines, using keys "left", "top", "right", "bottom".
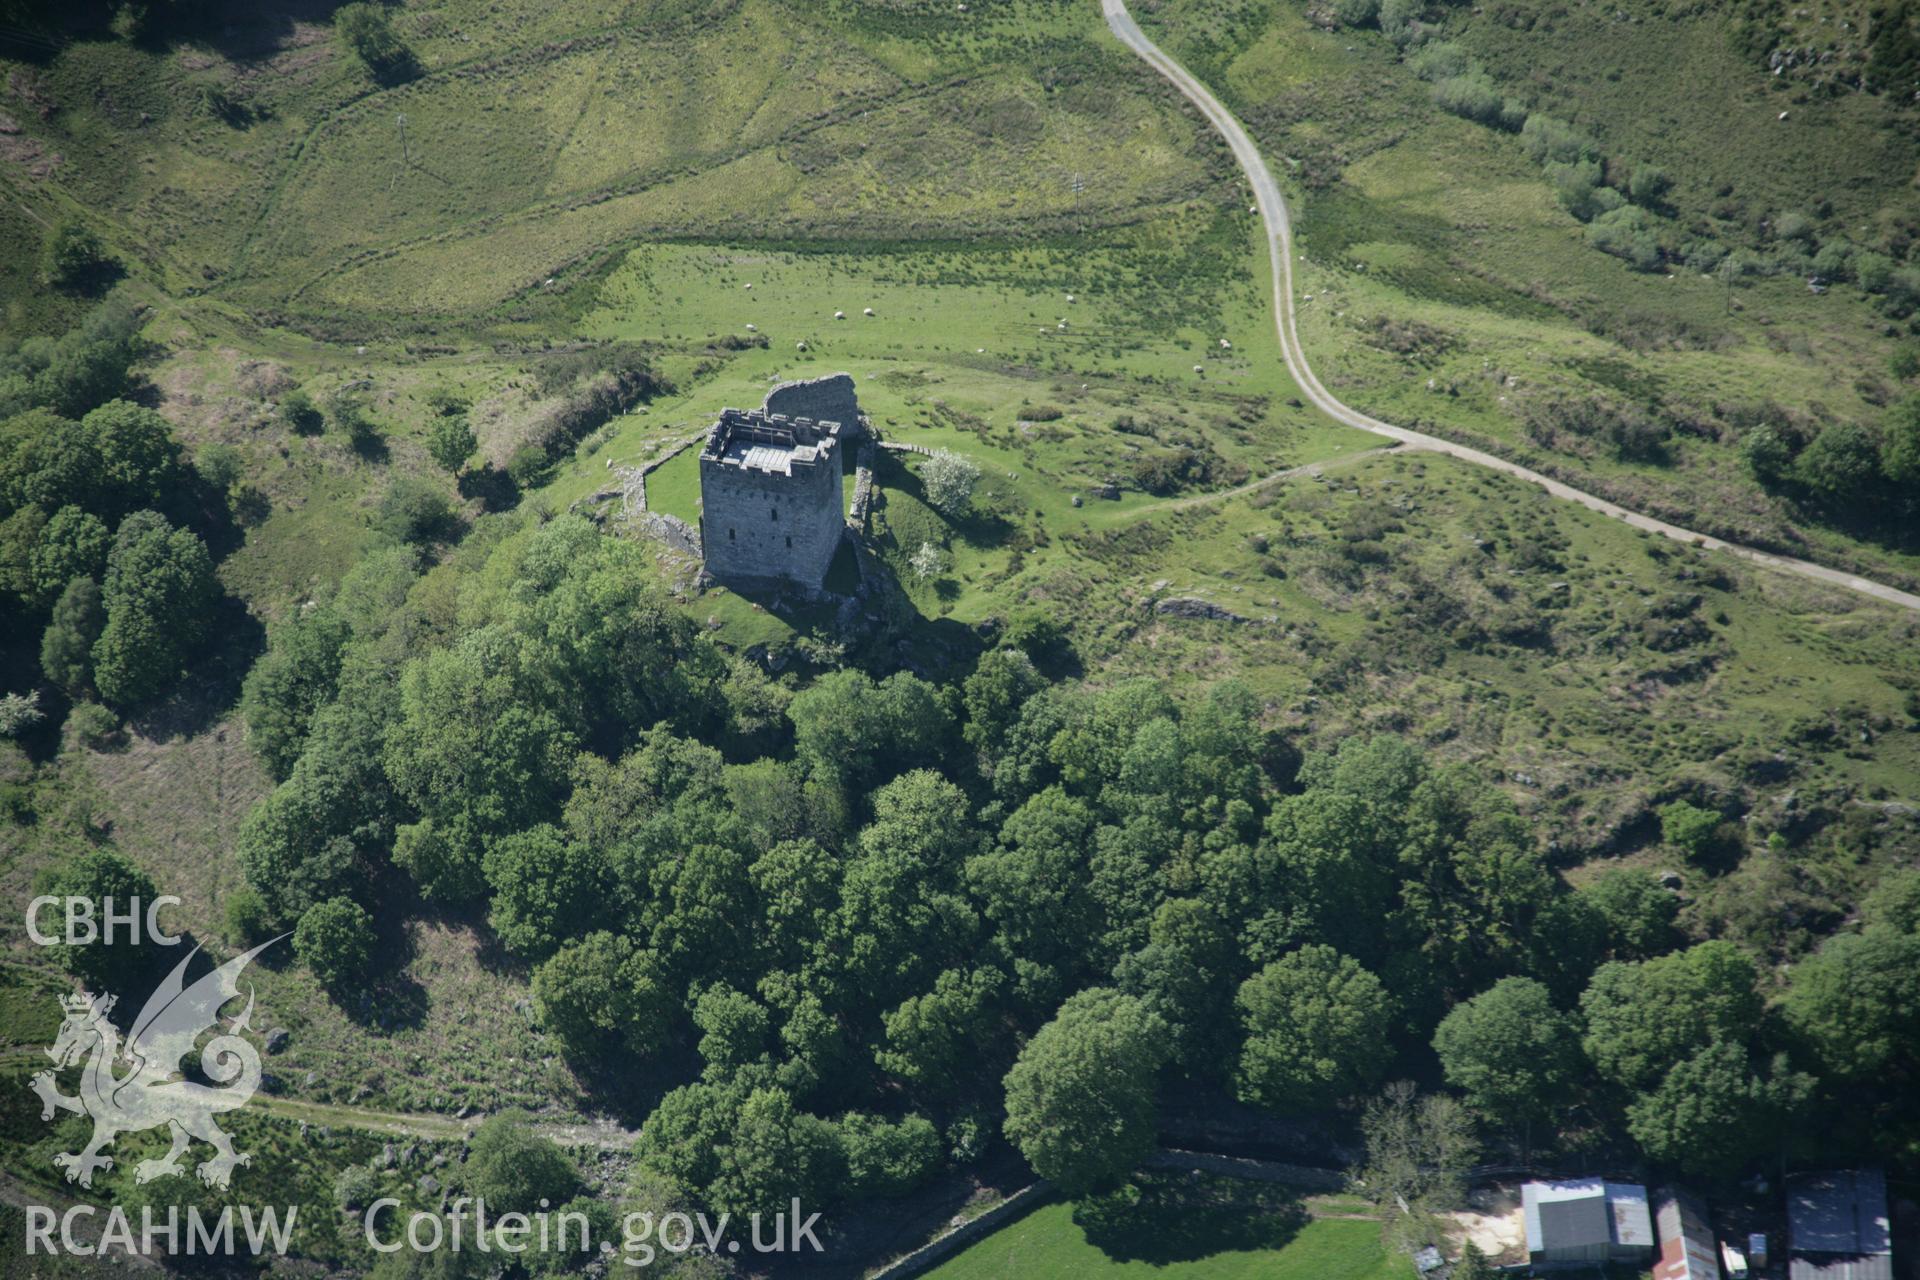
{"left": 1155, "top": 596, "right": 1250, "bottom": 624}
{"left": 263, "top": 1028, "right": 290, "bottom": 1054}
{"left": 417, "top": 1175, "right": 440, "bottom": 1196}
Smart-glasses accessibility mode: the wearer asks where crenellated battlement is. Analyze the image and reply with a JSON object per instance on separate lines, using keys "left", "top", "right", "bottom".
{"left": 698, "top": 407, "right": 847, "bottom": 593}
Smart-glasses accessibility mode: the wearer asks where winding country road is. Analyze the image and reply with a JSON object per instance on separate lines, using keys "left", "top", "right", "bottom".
{"left": 1101, "top": 0, "right": 1920, "bottom": 616}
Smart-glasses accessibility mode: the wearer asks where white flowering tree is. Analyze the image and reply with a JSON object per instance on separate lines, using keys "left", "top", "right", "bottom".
{"left": 0, "top": 690, "right": 43, "bottom": 738}
{"left": 921, "top": 448, "right": 981, "bottom": 517}
{"left": 909, "top": 541, "right": 948, "bottom": 581}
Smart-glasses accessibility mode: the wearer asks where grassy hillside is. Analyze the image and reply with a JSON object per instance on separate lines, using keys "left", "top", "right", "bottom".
{"left": 1136, "top": 0, "right": 1920, "bottom": 592}
{"left": 0, "top": 0, "right": 1224, "bottom": 331}
{"left": 3, "top": 0, "right": 1915, "bottom": 1010}
{"left": 0, "top": 3, "right": 1917, "bottom": 1256}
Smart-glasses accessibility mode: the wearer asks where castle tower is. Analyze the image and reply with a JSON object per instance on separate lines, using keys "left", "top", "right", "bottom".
{"left": 698, "top": 408, "right": 845, "bottom": 593}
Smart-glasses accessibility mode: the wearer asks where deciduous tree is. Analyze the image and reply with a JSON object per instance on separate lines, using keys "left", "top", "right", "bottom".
{"left": 1234, "top": 945, "right": 1392, "bottom": 1113}
{"left": 532, "top": 931, "right": 674, "bottom": 1059}
{"left": 465, "top": 1111, "right": 580, "bottom": 1215}
{"left": 294, "top": 896, "right": 374, "bottom": 991}
{"left": 1433, "top": 977, "right": 1581, "bottom": 1146}
{"left": 427, "top": 413, "right": 477, "bottom": 473}
{"left": 92, "top": 510, "right": 216, "bottom": 708}
{"left": 1782, "top": 927, "right": 1920, "bottom": 1081}
{"left": 483, "top": 824, "right": 609, "bottom": 961}
{"left": 1578, "top": 868, "right": 1678, "bottom": 959}
{"left": 1354, "top": 1081, "right": 1477, "bottom": 1245}
{"left": 40, "top": 220, "right": 115, "bottom": 292}
{"left": 1580, "top": 941, "right": 1761, "bottom": 1090}
{"left": 241, "top": 605, "right": 350, "bottom": 780}
{"left": 39, "top": 575, "right": 104, "bottom": 695}
{"left": 1002, "top": 988, "right": 1169, "bottom": 1195}
{"left": 920, "top": 448, "right": 980, "bottom": 517}
{"left": 45, "top": 849, "right": 163, "bottom": 993}
{"left": 31, "top": 505, "right": 108, "bottom": 603}
{"left": 1625, "top": 1042, "right": 1808, "bottom": 1177}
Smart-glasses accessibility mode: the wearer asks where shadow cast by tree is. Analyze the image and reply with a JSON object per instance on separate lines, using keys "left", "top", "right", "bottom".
{"left": 126, "top": 596, "right": 265, "bottom": 743}
{"left": 1071, "top": 1175, "right": 1310, "bottom": 1265}
{"left": 337, "top": 904, "right": 428, "bottom": 1032}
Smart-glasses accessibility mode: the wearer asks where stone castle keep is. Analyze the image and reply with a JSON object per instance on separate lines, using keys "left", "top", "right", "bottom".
{"left": 697, "top": 375, "right": 867, "bottom": 593}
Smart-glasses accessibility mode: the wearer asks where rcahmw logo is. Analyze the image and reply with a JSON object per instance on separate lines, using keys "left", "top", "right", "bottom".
{"left": 28, "top": 919, "right": 286, "bottom": 1187}
{"left": 25, "top": 1204, "right": 298, "bottom": 1259}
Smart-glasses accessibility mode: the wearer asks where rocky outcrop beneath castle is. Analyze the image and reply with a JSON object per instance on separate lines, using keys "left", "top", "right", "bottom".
{"left": 637, "top": 512, "right": 701, "bottom": 556}
{"left": 763, "top": 372, "right": 866, "bottom": 440}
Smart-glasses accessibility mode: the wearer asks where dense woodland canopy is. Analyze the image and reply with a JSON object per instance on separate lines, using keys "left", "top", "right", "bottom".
{"left": 3, "top": 284, "right": 1914, "bottom": 1210}
{"left": 177, "top": 503, "right": 1920, "bottom": 1217}
{"left": 0, "top": 293, "right": 235, "bottom": 716}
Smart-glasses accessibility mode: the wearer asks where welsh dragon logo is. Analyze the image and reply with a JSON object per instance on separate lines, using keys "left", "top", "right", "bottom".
{"left": 31, "top": 938, "right": 282, "bottom": 1190}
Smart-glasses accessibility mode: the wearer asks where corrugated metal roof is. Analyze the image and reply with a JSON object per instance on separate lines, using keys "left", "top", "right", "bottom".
{"left": 1524, "top": 1179, "right": 1657, "bottom": 1255}
{"left": 1788, "top": 1171, "right": 1891, "bottom": 1256}
{"left": 1788, "top": 1257, "right": 1894, "bottom": 1280}
{"left": 1528, "top": 1180, "right": 1599, "bottom": 1251}
{"left": 1609, "top": 1182, "right": 1655, "bottom": 1248}
{"left": 1543, "top": 1197, "right": 1613, "bottom": 1250}
{"left": 1654, "top": 1191, "right": 1722, "bottom": 1280}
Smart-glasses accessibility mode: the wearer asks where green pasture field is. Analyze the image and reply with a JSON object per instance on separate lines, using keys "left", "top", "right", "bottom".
{"left": 922, "top": 1200, "right": 1415, "bottom": 1280}
{"left": 0, "top": 0, "right": 1223, "bottom": 327}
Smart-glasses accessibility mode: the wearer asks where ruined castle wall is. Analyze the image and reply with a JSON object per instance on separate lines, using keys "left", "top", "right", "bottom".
{"left": 846, "top": 438, "right": 876, "bottom": 533}
{"left": 699, "top": 452, "right": 843, "bottom": 590}
{"left": 763, "top": 373, "right": 865, "bottom": 440}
